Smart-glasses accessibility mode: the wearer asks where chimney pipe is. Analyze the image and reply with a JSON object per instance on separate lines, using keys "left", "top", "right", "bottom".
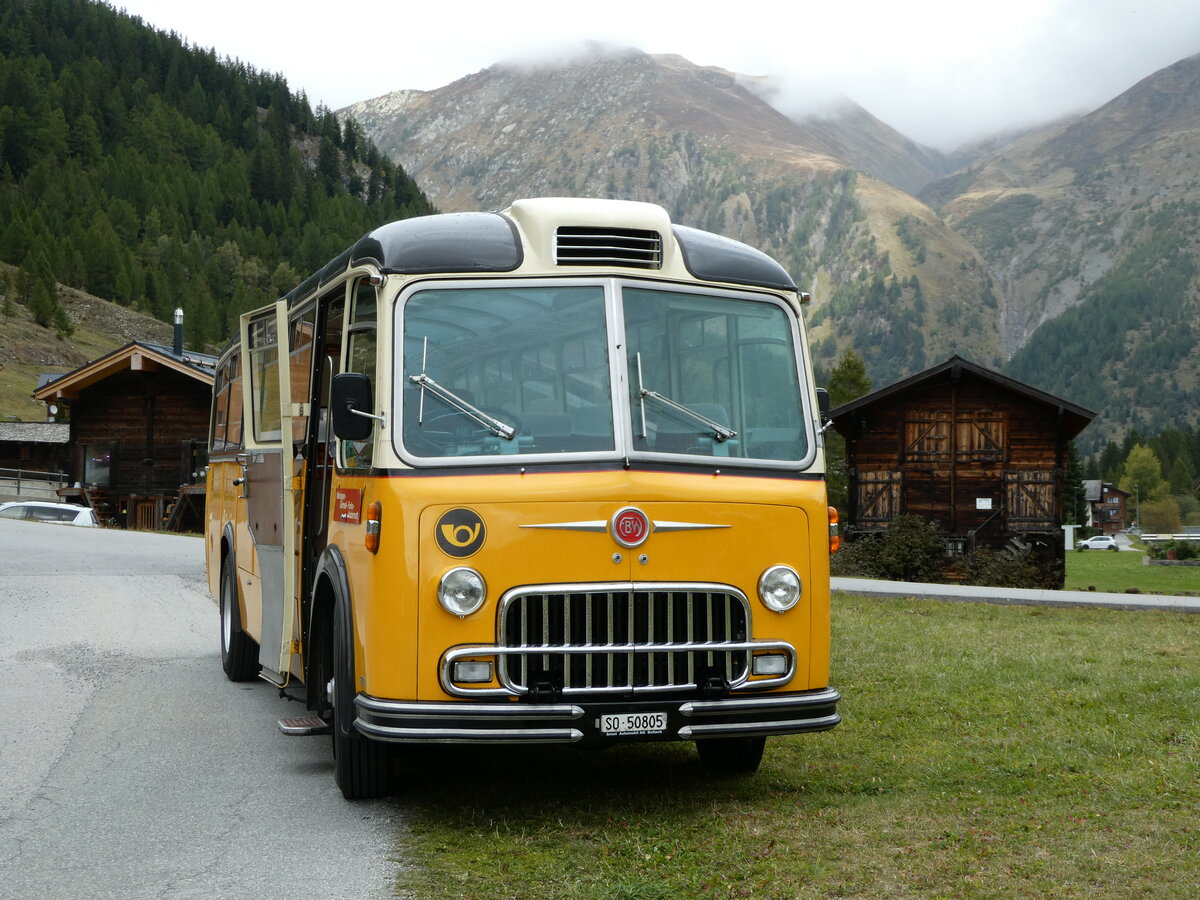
{"left": 173, "top": 308, "right": 184, "bottom": 356}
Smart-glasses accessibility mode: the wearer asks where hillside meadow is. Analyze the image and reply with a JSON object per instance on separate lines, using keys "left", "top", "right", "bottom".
{"left": 390, "top": 591, "right": 1197, "bottom": 899}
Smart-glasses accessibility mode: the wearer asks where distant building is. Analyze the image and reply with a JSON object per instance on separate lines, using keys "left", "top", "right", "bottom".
{"left": 0, "top": 421, "right": 71, "bottom": 502}
{"left": 33, "top": 329, "right": 215, "bottom": 529}
{"left": 1083, "top": 481, "right": 1128, "bottom": 533}
{"left": 0, "top": 421, "right": 70, "bottom": 472}
{"left": 830, "top": 356, "right": 1095, "bottom": 586}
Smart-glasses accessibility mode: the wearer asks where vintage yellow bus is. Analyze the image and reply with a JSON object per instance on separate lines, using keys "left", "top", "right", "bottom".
{"left": 205, "top": 198, "right": 840, "bottom": 799}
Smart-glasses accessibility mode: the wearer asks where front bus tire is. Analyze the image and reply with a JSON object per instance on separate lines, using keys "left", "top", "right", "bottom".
{"left": 696, "top": 735, "right": 766, "bottom": 774}
{"left": 219, "top": 553, "right": 259, "bottom": 682}
{"left": 330, "top": 593, "right": 391, "bottom": 800}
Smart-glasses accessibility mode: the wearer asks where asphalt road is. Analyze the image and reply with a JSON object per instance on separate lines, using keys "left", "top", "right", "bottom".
{"left": 0, "top": 520, "right": 404, "bottom": 899}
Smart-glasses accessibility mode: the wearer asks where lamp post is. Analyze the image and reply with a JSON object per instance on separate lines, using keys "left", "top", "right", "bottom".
{"left": 1135, "top": 483, "right": 1140, "bottom": 531}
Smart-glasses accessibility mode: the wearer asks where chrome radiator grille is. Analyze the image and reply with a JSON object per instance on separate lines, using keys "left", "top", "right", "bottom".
{"left": 498, "top": 584, "right": 750, "bottom": 695}
{"left": 555, "top": 226, "right": 663, "bottom": 269}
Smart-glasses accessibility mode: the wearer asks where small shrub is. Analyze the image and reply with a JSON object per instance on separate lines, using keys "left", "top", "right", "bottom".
{"left": 954, "top": 547, "right": 1047, "bottom": 588}
{"left": 1146, "top": 539, "right": 1197, "bottom": 560}
{"left": 830, "top": 534, "right": 885, "bottom": 578}
{"left": 1164, "top": 540, "right": 1198, "bottom": 560}
{"left": 832, "top": 515, "right": 946, "bottom": 582}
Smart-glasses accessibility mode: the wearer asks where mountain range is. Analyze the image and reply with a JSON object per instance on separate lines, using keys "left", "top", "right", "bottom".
{"left": 2, "top": 3, "right": 1195, "bottom": 454}
{"left": 345, "top": 47, "right": 1200, "bottom": 450}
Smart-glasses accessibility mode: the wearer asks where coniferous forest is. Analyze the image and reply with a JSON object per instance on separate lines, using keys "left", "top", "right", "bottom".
{"left": 0, "top": 0, "right": 433, "bottom": 349}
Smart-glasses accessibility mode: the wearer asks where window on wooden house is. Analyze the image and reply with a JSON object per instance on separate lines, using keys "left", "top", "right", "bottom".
{"left": 1005, "top": 470, "right": 1055, "bottom": 528}
{"left": 903, "top": 409, "right": 950, "bottom": 461}
{"left": 956, "top": 412, "right": 1006, "bottom": 461}
{"left": 857, "top": 470, "right": 901, "bottom": 528}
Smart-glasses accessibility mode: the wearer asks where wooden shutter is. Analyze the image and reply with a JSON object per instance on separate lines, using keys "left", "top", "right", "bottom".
{"left": 857, "top": 470, "right": 901, "bottom": 528}
{"left": 1005, "top": 470, "right": 1055, "bottom": 528}
{"left": 904, "top": 410, "right": 950, "bottom": 461}
{"left": 957, "top": 412, "right": 1006, "bottom": 461}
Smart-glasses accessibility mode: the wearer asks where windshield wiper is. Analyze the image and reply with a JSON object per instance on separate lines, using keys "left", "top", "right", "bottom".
{"left": 410, "top": 338, "right": 516, "bottom": 440}
{"left": 635, "top": 353, "right": 737, "bottom": 443}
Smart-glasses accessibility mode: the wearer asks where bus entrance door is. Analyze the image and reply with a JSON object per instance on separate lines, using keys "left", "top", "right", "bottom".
{"left": 239, "top": 300, "right": 302, "bottom": 684}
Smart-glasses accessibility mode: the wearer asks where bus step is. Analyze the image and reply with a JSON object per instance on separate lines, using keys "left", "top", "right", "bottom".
{"left": 277, "top": 716, "right": 331, "bottom": 736}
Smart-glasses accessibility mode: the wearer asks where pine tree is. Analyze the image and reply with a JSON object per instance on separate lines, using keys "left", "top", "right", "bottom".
{"left": 827, "top": 348, "right": 872, "bottom": 408}
{"left": 1063, "top": 442, "right": 1087, "bottom": 525}
{"left": 1167, "top": 456, "right": 1195, "bottom": 496}
{"left": 28, "top": 277, "right": 56, "bottom": 328}
{"left": 0, "top": 269, "right": 14, "bottom": 321}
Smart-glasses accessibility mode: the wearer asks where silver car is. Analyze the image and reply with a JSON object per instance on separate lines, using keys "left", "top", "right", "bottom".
{"left": 0, "top": 500, "right": 99, "bottom": 527}
{"left": 1076, "top": 534, "right": 1118, "bottom": 551}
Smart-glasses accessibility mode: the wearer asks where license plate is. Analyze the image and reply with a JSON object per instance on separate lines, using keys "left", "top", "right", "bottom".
{"left": 599, "top": 712, "right": 667, "bottom": 736}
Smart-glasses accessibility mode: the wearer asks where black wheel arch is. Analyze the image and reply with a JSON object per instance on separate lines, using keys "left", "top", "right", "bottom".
{"left": 219, "top": 523, "right": 243, "bottom": 632}
{"left": 221, "top": 522, "right": 236, "bottom": 560}
{"left": 307, "top": 545, "right": 352, "bottom": 713}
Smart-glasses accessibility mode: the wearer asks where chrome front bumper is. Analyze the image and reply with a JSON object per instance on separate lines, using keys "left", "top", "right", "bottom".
{"left": 354, "top": 687, "right": 841, "bottom": 744}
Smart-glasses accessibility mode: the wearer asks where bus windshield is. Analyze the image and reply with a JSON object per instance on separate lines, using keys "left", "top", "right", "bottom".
{"left": 397, "top": 282, "right": 810, "bottom": 464}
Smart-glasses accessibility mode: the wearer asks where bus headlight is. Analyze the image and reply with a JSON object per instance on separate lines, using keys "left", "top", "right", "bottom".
{"left": 758, "top": 565, "right": 801, "bottom": 612}
{"left": 438, "top": 567, "right": 487, "bottom": 617}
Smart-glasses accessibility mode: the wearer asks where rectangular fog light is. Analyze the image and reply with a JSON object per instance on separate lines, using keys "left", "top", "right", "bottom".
{"left": 752, "top": 654, "right": 787, "bottom": 676}
{"left": 452, "top": 660, "right": 493, "bottom": 684}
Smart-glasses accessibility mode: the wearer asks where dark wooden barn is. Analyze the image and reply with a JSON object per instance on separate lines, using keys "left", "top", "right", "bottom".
{"left": 0, "top": 422, "right": 70, "bottom": 501}
{"left": 829, "top": 356, "right": 1095, "bottom": 585}
{"left": 33, "top": 339, "right": 215, "bottom": 529}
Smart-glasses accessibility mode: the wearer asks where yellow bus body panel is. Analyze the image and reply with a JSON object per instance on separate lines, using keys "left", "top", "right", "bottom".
{"left": 330, "top": 468, "right": 830, "bottom": 703}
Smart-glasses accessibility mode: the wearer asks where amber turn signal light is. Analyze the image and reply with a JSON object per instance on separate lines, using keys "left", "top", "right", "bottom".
{"left": 828, "top": 506, "right": 840, "bottom": 554}
{"left": 365, "top": 501, "right": 382, "bottom": 554}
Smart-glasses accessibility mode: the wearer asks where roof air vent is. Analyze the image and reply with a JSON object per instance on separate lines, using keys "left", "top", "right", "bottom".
{"left": 555, "top": 226, "right": 662, "bottom": 270}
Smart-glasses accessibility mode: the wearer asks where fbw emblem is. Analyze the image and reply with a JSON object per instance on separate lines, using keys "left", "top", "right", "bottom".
{"left": 610, "top": 507, "right": 651, "bottom": 548}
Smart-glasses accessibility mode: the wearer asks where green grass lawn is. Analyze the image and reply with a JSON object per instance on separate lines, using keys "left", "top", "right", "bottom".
{"left": 1065, "top": 546, "right": 1200, "bottom": 595}
{"left": 391, "top": 595, "right": 1198, "bottom": 899}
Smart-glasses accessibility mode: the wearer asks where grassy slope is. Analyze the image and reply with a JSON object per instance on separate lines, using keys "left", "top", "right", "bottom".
{"left": 0, "top": 266, "right": 172, "bottom": 421}
{"left": 392, "top": 593, "right": 1197, "bottom": 899}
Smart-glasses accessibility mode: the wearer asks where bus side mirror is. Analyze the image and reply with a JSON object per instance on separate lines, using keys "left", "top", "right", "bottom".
{"left": 331, "top": 372, "right": 376, "bottom": 441}
{"left": 816, "top": 388, "right": 834, "bottom": 435}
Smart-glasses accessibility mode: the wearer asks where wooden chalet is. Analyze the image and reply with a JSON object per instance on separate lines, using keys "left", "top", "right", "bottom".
{"left": 0, "top": 421, "right": 70, "bottom": 473}
{"left": 0, "top": 422, "right": 71, "bottom": 501}
{"left": 1083, "top": 480, "right": 1128, "bottom": 534}
{"left": 33, "top": 329, "right": 216, "bottom": 530}
{"left": 829, "top": 356, "right": 1095, "bottom": 585}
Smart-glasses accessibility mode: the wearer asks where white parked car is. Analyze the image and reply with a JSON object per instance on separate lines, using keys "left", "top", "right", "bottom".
{"left": 0, "top": 500, "right": 99, "bottom": 527}
{"left": 1076, "top": 534, "right": 1118, "bottom": 551}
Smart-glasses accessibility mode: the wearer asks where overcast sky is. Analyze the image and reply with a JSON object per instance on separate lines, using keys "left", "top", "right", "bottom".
{"left": 113, "top": 0, "right": 1200, "bottom": 150}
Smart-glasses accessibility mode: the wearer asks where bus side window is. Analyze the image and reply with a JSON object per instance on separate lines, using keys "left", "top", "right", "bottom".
{"left": 341, "top": 280, "right": 378, "bottom": 469}
{"left": 210, "top": 352, "right": 244, "bottom": 452}
{"left": 227, "top": 352, "right": 243, "bottom": 449}
{"left": 211, "top": 360, "right": 230, "bottom": 452}
{"left": 248, "top": 315, "right": 282, "bottom": 443}
{"left": 290, "top": 312, "right": 317, "bottom": 448}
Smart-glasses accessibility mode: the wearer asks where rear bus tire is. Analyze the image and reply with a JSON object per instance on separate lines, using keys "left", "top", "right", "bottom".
{"left": 219, "top": 554, "right": 259, "bottom": 682}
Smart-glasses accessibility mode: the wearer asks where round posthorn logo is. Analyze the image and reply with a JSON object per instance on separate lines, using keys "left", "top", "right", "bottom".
{"left": 435, "top": 507, "right": 486, "bottom": 558}
{"left": 611, "top": 506, "right": 651, "bottom": 548}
